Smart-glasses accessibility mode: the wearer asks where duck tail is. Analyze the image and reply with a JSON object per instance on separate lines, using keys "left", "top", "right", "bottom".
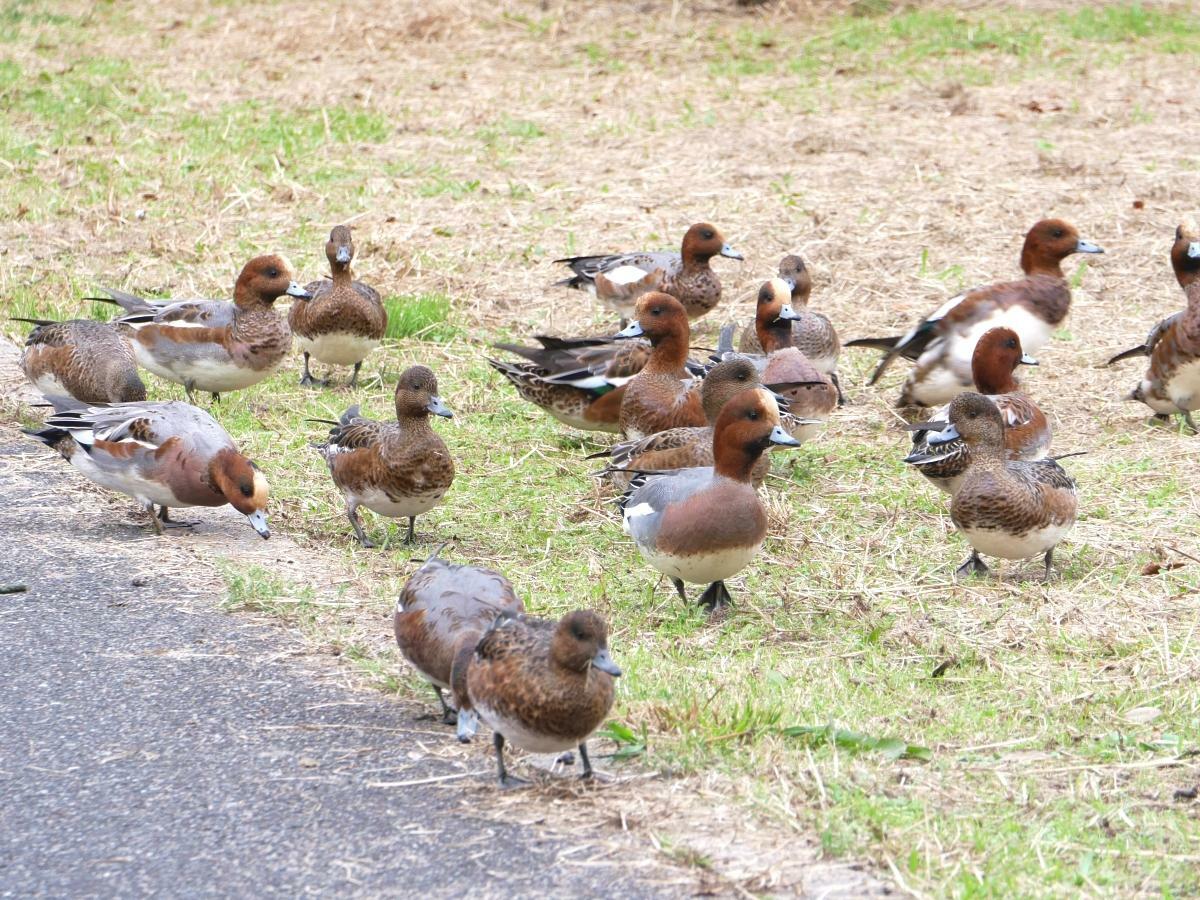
{"left": 716, "top": 322, "right": 737, "bottom": 357}
{"left": 844, "top": 335, "right": 901, "bottom": 351}
{"left": 1105, "top": 346, "right": 1147, "bottom": 366}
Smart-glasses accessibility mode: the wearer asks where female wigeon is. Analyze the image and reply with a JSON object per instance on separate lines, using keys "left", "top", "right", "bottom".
{"left": 614, "top": 293, "right": 709, "bottom": 439}
{"left": 847, "top": 219, "right": 1103, "bottom": 407}
{"left": 1108, "top": 223, "right": 1200, "bottom": 430}
{"left": 289, "top": 225, "right": 387, "bottom": 389}
{"left": 924, "top": 392, "right": 1076, "bottom": 580}
{"left": 740, "top": 256, "right": 843, "bottom": 402}
{"left": 393, "top": 555, "right": 523, "bottom": 736}
{"left": 621, "top": 387, "right": 800, "bottom": 610}
{"left": 95, "top": 255, "right": 311, "bottom": 403}
{"left": 749, "top": 278, "right": 838, "bottom": 443}
{"left": 905, "top": 327, "right": 1050, "bottom": 494}
{"left": 465, "top": 609, "right": 620, "bottom": 787}
{"left": 556, "top": 223, "right": 743, "bottom": 320}
{"left": 24, "top": 396, "right": 270, "bottom": 537}
{"left": 16, "top": 317, "right": 146, "bottom": 403}
{"left": 314, "top": 365, "right": 454, "bottom": 547}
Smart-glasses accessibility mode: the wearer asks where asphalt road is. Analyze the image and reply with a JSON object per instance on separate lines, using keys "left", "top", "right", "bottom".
{"left": 0, "top": 431, "right": 681, "bottom": 898}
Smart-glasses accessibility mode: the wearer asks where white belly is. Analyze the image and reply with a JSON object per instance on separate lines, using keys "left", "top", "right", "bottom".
{"left": 352, "top": 487, "right": 446, "bottom": 519}
{"left": 30, "top": 372, "right": 71, "bottom": 398}
{"left": 638, "top": 542, "right": 761, "bottom": 585}
{"left": 473, "top": 701, "right": 577, "bottom": 753}
{"left": 134, "top": 344, "right": 279, "bottom": 392}
{"left": 295, "top": 332, "right": 380, "bottom": 366}
{"left": 906, "top": 363, "right": 970, "bottom": 407}
{"left": 1165, "top": 359, "right": 1200, "bottom": 410}
{"left": 960, "top": 522, "right": 1072, "bottom": 561}
{"left": 1137, "top": 378, "right": 1180, "bottom": 414}
{"left": 69, "top": 451, "right": 184, "bottom": 508}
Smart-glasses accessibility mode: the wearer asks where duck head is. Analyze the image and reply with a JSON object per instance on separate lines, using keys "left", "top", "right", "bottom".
{"left": 681, "top": 222, "right": 742, "bottom": 265}
{"left": 327, "top": 225, "right": 355, "bottom": 270}
{"left": 699, "top": 357, "right": 762, "bottom": 423}
{"left": 713, "top": 387, "right": 800, "bottom": 480}
{"left": 1020, "top": 219, "right": 1103, "bottom": 276}
{"left": 234, "top": 254, "right": 313, "bottom": 307}
{"left": 209, "top": 449, "right": 271, "bottom": 538}
{"left": 927, "top": 391, "right": 1005, "bottom": 456}
{"left": 395, "top": 365, "right": 453, "bottom": 419}
{"left": 970, "top": 327, "right": 1036, "bottom": 395}
{"left": 1171, "top": 219, "right": 1200, "bottom": 289}
{"left": 551, "top": 610, "right": 621, "bottom": 677}
{"left": 755, "top": 277, "right": 801, "bottom": 353}
{"left": 778, "top": 255, "right": 812, "bottom": 306}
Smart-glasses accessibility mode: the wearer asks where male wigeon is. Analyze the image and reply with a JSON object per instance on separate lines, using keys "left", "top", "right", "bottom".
{"left": 846, "top": 219, "right": 1103, "bottom": 407}
{"left": 289, "top": 225, "right": 387, "bottom": 388}
{"left": 94, "top": 255, "right": 311, "bottom": 402}
{"left": 742, "top": 279, "right": 838, "bottom": 443}
{"left": 465, "top": 609, "right": 620, "bottom": 786}
{"left": 621, "top": 387, "right": 800, "bottom": 611}
{"left": 614, "top": 293, "right": 709, "bottom": 439}
{"left": 905, "top": 327, "right": 1050, "bottom": 494}
{"left": 923, "top": 392, "right": 1076, "bottom": 580}
{"left": 393, "top": 555, "right": 524, "bottom": 736}
{"left": 16, "top": 317, "right": 146, "bottom": 403}
{"left": 1108, "top": 223, "right": 1200, "bottom": 430}
{"left": 556, "top": 223, "right": 743, "bottom": 320}
{"left": 314, "top": 365, "right": 454, "bottom": 547}
{"left": 740, "top": 256, "right": 843, "bottom": 402}
{"left": 25, "top": 396, "right": 270, "bottom": 537}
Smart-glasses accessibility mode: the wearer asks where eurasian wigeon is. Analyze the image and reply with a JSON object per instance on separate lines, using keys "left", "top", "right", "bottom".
{"left": 465, "top": 609, "right": 620, "bottom": 787}
{"left": 1108, "top": 223, "right": 1200, "bottom": 430}
{"left": 16, "top": 317, "right": 146, "bottom": 403}
{"left": 614, "top": 293, "right": 708, "bottom": 439}
{"left": 621, "top": 387, "right": 801, "bottom": 611}
{"left": 95, "top": 255, "right": 311, "bottom": 403}
{"left": 905, "top": 327, "right": 1050, "bottom": 494}
{"left": 393, "top": 555, "right": 524, "bottom": 737}
{"left": 847, "top": 219, "right": 1103, "bottom": 407}
{"left": 314, "top": 365, "right": 454, "bottom": 547}
{"left": 740, "top": 256, "right": 843, "bottom": 402}
{"left": 923, "top": 392, "right": 1076, "bottom": 580}
{"left": 25, "top": 396, "right": 270, "bottom": 538}
{"left": 289, "top": 225, "right": 387, "bottom": 389}
{"left": 556, "top": 223, "right": 743, "bottom": 320}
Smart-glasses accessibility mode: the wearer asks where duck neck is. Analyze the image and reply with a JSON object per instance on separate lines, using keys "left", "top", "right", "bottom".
{"left": 397, "top": 409, "right": 434, "bottom": 433}
{"left": 644, "top": 328, "right": 690, "bottom": 375}
{"left": 330, "top": 262, "right": 353, "bottom": 285}
{"left": 713, "top": 437, "right": 765, "bottom": 482}
{"left": 757, "top": 317, "right": 794, "bottom": 355}
{"left": 1020, "top": 246, "right": 1065, "bottom": 278}
{"left": 973, "top": 362, "right": 1019, "bottom": 395}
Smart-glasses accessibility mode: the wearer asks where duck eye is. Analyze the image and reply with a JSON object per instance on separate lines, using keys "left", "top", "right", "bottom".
{"left": 651, "top": 307, "right": 662, "bottom": 316}
{"left": 240, "top": 483, "right": 254, "bottom": 497}
{"left": 266, "top": 268, "right": 279, "bottom": 278}
{"left": 1052, "top": 229, "right": 1064, "bottom": 239}
{"left": 747, "top": 410, "right": 759, "bottom": 420}
{"left": 702, "top": 229, "right": 714, "bottom": 240}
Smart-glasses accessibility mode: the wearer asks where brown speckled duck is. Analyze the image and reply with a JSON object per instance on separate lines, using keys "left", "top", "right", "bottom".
{"left": 16, "top": 318, "right": 146, "bottom": 403}
{"left": 556, "top": 223, "right": 743, "bottom": 320}
{"left": 924, "top": 392, "right": 1076, "bottom": 580}
{"left": 289, "top": 225, "right": 387, "bottom": 389}
{"left": 394, "top": 556, "right": 524, "bottom": 738}
{"left": 314, "top": 365, "right": 454, "bottom": 547}
{"left": 466, "top": 609, "right": 620, "bottom": 787}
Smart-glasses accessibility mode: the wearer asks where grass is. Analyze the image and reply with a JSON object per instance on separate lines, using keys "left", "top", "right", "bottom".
{"left": 3, "top": 0, "right": 1200, "bottom": 896}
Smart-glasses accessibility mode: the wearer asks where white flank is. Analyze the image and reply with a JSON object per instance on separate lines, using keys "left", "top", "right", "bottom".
{"left": 638, "top": 542, "right": 762, "bottom": 585}
{"left": 472, "top": 700, "right": 576, "bottom": 754}
{"left": 295, "top": 332, "right": 380, "bottom": 367}
{"left": 133, "top": 343, "right": 281, "bottom": 392}
{"left": 960, "top": 522, "right": 1072, "bottom": 561}
{"left": 604, "top": 264, "right": 651, "bottom": 286}
{"left": 351, "top": 487, "right": 445, "bottom": 519}
{"left": 1165, "top": 359, "right": 1200, "bottom": 411}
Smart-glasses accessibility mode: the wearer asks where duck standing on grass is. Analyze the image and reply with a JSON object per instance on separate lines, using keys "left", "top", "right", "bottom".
{"left": 289, "top": 225, "right": 387, "bottom": 389}
{"left": 314, "top": 365, "right": 454, "bottom": 547}
{"left": 923, "top": 392, "right": 1076, "bottom": 581}
{"left": 620, "top": 387, "right": 801, "bottom": 611}
{"left": 466, "top": 609, "right": 620, "bottom": 787}
{"left": 24, "top": 396, "right": 270, "bottom": 538}
{"left": 16, "top": 317, "right": 146, "bottom": 403}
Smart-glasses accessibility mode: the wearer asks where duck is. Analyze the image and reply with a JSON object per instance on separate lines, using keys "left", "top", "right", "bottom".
{"left": 923, "top": 392, "right": 1076, "bottom": 580}
{"left": 465, "top": 609, "right": 620, "bottom": 787}
{"left": 846, "top": 219, "right": 1103, "bottom": 408}
{"left": 1107, "top": 223, "right": 1200, "bottom": 430}
{"left": 393, "top": 554, "right": 524, "bottom": 738}
{"left": 24, "top": 396, "right": 270, "bottom": 538}
{"left": 739, "top": 256, "right": 843, "bottom": 402}
{"left": 15, "top": 317, "right": 146, "bottom": 403}
{"left": 289, "top": 225, "right": 387, "bottom": 389}
{"left": 620, "top": 387, "right": 801, "bottom": 611}
{"left": 314, "top": 365, "right": 454, "bottom": 547}
{"left": 905, "top": 327, "right": 1050, "bottom": 494}
{"left": 556, "top": 223, "right": 743, "bottom": 320}
{"left": 93, "top": 254, "right": 311, "bottom": 403}
{"left": 614, "top": 293, "right": 710, "bottom": 439}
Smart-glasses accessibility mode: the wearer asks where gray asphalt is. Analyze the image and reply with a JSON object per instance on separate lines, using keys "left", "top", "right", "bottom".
{"left": 0, "top": 431, "right": 680, "bottom": 898}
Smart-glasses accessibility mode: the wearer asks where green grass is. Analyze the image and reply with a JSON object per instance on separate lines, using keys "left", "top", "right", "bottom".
{"left": 382, "top": 293, "right": 456, "bottom": 341}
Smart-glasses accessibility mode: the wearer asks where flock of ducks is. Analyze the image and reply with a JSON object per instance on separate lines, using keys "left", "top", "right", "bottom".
{"left": 13, "top": 215, "right": 1200, "bottom": 785}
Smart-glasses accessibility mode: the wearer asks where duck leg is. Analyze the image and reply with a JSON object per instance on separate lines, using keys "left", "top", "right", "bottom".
{"left": 145, "top": 501, "right": 164, "bottom": 535}
{"left": 697, "top": 580, "right": 732, "bottom": 611}
{"left": 157, "top": 506, "right": 197, "bottom": 529}
{"left": 404, "top": 516, "right": 417, "bottom": 545}
{"left": 831, "top": 372, "right": 846, "bottom": 407}
{"left": 671, "top": 578, "right": 688, "bottom": 603}
{"left": 432, "top": 685, "right": 456, "bottom": 725}
{"left": 493, "top": 732, "right": 529, "bottom": 789}
{"left": 955, "top": 551, "right": 989, "bottom": 578}
{"left": 346, "top": 501, "right": 377, "bottom": 548}
{"left": 210, "top": 392, "right": 221, "bottom": 403}
{"left": 1184, "top": 411, "right": 1199, "bottom": 435}
{"left": 349, "top": 361, "right": 362, "bottom": 389}
{"left": 578, "top": 741, "right": 594, "bottom": 779}
{"left": 1042, "top": 548, "right": 1055, "bottom": 582}
{"left": 184, "top": 380, "right": 198, "bottom": 405}
{"left": 299, "top": 352, "right": 326, "bottom": 388}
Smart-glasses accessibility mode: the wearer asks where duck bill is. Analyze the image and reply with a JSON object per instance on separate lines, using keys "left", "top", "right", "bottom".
{"left": 613, "top": 321, "right": 645, "bottom": 340}
{"left": 426, "top": 396, "right": 453, "bottom": 418}
{"left": 768, "top": 425, "right": 801, "bottom": 447}
{"left": 245, "top": 509, "right": 271, "bottom": 539}
{"left": 335, "top": 246, "right": 352, "bottom": 265}
{"left": 1075, "top": 239, "right": 1104, "bottom": 255}
{"left": 592, "top": 648, "right": 622, "bottom": 677}
{"left": 455, "top": 708, "right": 479, "bottom": 743}
{"left": 720, "top": 243, "right": 744, "bottom": 261}
{"left": 286, "top": 281, "right": 314, "bottom": 300}
{"left": 776, "top": 304, "right": 802, "bottom": 322}
{"left": 1019, "top": 353, "right": 1038, "bottom": 366}
{"left": 926, "top": 423, "right": 961, "bottom": 446}
{"left": 1189, "top": 241, "right": 1200, "bottom": 259}
{"left": 782, "top": 276, "right": 797, "bottom": 292}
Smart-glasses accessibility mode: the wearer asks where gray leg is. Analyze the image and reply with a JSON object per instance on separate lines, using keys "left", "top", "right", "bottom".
{"left": 157, "top": 505, "right": 196, "bottom": 529}
{"left": 671, "top": 578, "right": 688, "bottom": 603}
{"left": 404, "top": 516, "right": 417, "bottom": 545}
{"left": 432, "top": 686, "right": 456, "bottom": 726}
{"left": 697, "top": 580, "right": 732, "bottom": 611}
{"left": 831, "top": 372, "right": 846, "bottom": 407}
{"left": 955, "top": 551, "right": 989, "bottom": 578}
{"left": 578, "top": 742, "right": 594, "bottom": 779}
{"left": 1043, "top": 548, "right": 1055, "bottom": 582}
{"left": 494, "top": 732, "right": 528, "bottom": 788}
{"left": 299, "top": 352, "right": 320, "bottom": 388}
{"left": 346, "top": 501, "right": 376, "bottom": 548}
{"left": 349, "top": 361, "right": 362, "bottom": 389}
{"left": 145, "top": 501, "right": 164, "bottom": 535}
{"left": 210, "top": 392, "right": 220, "bottom": 402}
{"left": 1185, "top": 411, "right": 1199, "bottom": 434}
{"left": 184, "top": 381, "right": 197, "bottom": 405}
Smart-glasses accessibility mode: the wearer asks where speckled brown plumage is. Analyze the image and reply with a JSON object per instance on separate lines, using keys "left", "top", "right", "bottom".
{"left": 18, "top": 318, "right": 145, "bottom": 403}
{"left": 740, "top": 257, "right": 841, "bottom": 376}
{"left": 618, "top": 293, "right": 707, "bottom": 439}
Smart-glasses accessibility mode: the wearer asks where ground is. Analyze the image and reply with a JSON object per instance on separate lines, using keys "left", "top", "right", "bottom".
{"left": 2, "top": 0, "right": 1200, "bottom": 896}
